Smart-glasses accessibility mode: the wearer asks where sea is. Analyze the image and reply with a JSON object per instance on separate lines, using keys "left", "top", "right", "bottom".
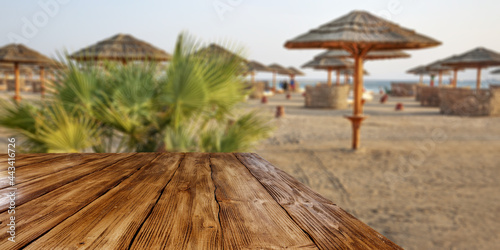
{"left": 258, "top": 78, "right": 500, "bottom": 92}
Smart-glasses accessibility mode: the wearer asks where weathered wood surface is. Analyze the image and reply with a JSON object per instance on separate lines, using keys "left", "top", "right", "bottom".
{"left": 210, "top": 153, "right": 317, "bottom": 249}
{"left": 236, "top": 153, "right": 402, "bottom": 249}
{"left": 0, "top": 153, "right": 401, "bottom": 249}
{"left": 131, "top": 153, "right": 223, "bottom": 249}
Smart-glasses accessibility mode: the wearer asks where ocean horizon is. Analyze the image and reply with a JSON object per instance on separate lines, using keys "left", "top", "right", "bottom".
{"left": 254, "top": 78, "right": 500, "bottom": 91}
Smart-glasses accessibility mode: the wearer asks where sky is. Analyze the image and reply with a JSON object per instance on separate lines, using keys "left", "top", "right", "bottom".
{"left": 1, "top": 0, "right": 500, "bottom": 80}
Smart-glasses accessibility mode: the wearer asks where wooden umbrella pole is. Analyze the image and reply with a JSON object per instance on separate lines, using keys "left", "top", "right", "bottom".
{"left": 345, "top": 47, "right": 369, "bottom": 150}
{"left": 14, "top": 62, "right": 21, "bottom": 102}
{"left": 476, "top": 67, "right": 481, "bottom": 89}
{"left": 344, "top": 72, "right": 348, "bottom": 84}
{"left": 40, "top": 66, "right": 45, "bottom": 98}
{"left": 453, "top": 68, "right": 458, "bottom": 88}
{"left": 272, "top": 72, "right": 276, "bottom": 91}
{"left": 336, "top": 69, "right": 340, "bottom": 85}
{"left": 438, "top": 71, "right": 443, "bottom": 86}
{"left": 327, "top": 68, "right": 332, "bottom": 86}
{"left": 251, "top": 72, "right": 255, "bottom": 84}
{"left": 353, "top": 55, "right": 364, "bottom": 115}
{"left": 419, "top": 74, "right": 423, "bottom": 84}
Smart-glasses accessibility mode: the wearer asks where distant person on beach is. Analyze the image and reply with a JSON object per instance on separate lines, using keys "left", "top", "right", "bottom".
{"left": 290, "top": 79, "right": 295, "bottom": 91}
{"left": 283, "top": 80, "right": 289, "bottom": 92}
{"left": 379, "top": 86, "right": 384, "bottom": 94}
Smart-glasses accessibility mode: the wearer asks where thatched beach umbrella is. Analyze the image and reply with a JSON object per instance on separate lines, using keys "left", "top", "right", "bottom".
{"left": 0, "top": 44, "right": 53, "bottom": 101}
{"left": 407, "top": 65, "right": 428, "bottom": 83}
{"left": 246, "top": 60, "right": 272, "bottom": 83}
{"left": 268, "top": 63, "right": 293, "bottom": 90}
{"left": 340, "top": 68, "right": 369, "bottom": 76}
{"left": 285, "top": 10, "right": 440, "bottom": 149}
{"left": 69, "top": 34, "right": 171, "bottom": 64}
{"left": 339, "top": 68, "right": 369, "bottom": 84}
{"left": 315, "top": 49, "right": 409, "bottom": 86}
{"left": 406, "top": 65, "right": 448, "bottom": 86}
{"left": 0, "top": 63, "right": 34, "bottom": 76}
{"left": 196, "top": 43, "right": 247, "bottom": 62}
{"left": 302, "top": 58, "right": 353, "bottom": 86}
{"left": 423, "top": 54, "right": 466, "bottom": 87}
{"left": 425, "top": 60, "right": 452, "bottom": 87}
{"left": 442, "top": 47, "right": 500, "bottom": 89}
{"left": 288, "top": 66, "right": 305, "bottom": 76}
{"left": 287, "top": 66, "right": 304, "bottom": 78}
{"left": 0, "top": 63, "right": 33, "bottom": 92}
{"left": 315, "top": 49, "right": 410, "bottom": 60}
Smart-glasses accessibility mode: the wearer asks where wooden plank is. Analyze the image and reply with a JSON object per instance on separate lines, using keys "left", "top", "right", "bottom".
{"left": 0, "top": 153, "right": 38, "bottom": 162}
{"left": 0, "top": 153, "right": 114, "bottom": 189}
{"left": 236, "top": 153, "right": 402, "bottom": 250}
{"left": 0, "top": 153, "right": 151, "bottom": 249}
{"left": 0, "top": 153, "right": 134, "bottom": 213}
{"left": 130, "top": 153, "right": 223, "bottom": 249}
{"left": 210, "top": 153, "right": 317, "bottom": 249}
{"left": 25, "top": 153, "right": 183, "bottom": 249}
{"left": 0, "top": 153, "right": 71, "bottom": 167}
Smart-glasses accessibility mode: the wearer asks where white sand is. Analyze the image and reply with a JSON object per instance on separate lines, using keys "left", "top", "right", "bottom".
{"left": 248, "top": 92, "right": 500, "bottom": 250}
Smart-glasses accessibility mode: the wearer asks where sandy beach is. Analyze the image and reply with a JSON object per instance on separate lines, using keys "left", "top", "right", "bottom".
{"left": 1, "top": 91, "right": 499, "bottom": 249}
{"left": 246, "top": 92, "right": 500, "bottom": 250}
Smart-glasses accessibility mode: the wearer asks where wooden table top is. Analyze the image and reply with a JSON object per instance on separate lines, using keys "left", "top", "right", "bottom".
{"left": 0, "top": 153, "right": 401, "bottom": 249}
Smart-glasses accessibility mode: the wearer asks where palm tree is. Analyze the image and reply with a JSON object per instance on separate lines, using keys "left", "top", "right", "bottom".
{"left": 0, "top": 33, "right": 273, "bottom": 153}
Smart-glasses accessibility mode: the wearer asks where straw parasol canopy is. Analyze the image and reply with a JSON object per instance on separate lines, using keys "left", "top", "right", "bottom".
{"left": 245, "top": 60, "right": 272, "bottom": 83}
{"left": 285, "top": 10, "right": 441, "bottom": 149}
{"left": 302, "top": 58, "right": 353, "bottom": 69}
{"left": 69, "top": 34, "right": 171, "bottom": 64}
{"left": 0, "top": 44, "right": 53, "bottom": 100}
{"left": 424, "top": 58, "right": 454, "bottom": 87}
{"left": 340, "top": 68, "right": 369, "bottom": 76}
{"left": 0, "top": 63, "right": 34, "bottom": 76}
{"left": 268, "top": 63, "right": 293, "bottom": 90}
{"left": 268, "top": 63, "right": 292, "bottom": 75}
{"left": 442, "top": 47, "right": 500, "bottom": 89}
{"left": 315, "top": 49, "right": 410, "bottom": 60}
{"left": 287, "top": 67, "right": 304, "bottom": 76}
{"left": 195, "top": 43, "right": 247, "bottom": 62}
{"left": 246, "top": 60, "right": 271, "bottom": 72}
{"left": 407, "top": 65, "right": 441, "bottom": 85}
{"left": 407, "top": 65, "right": 429, "bottom": 75}
{"left": 303, "top": 58, "right": 353, "bottom": 86}
{"left": 313, "top": 49, "right": 409, "bottom": 86}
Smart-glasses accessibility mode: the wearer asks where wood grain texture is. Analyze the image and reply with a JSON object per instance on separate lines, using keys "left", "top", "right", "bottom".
{"left": 236, "top": 153, "right": 402, "bottom": 250}
{"left": 0, "top": 153, "right": 403, "bottom": 249}
{"left": 26, "top": 153, "right": 183, "bottom": 249}
{"left": 0, "top": 153, "right": 71, "bottom": 167}
{"left": 0, "top": 153, "right": 38, "bottom": 162}
{"left": 210, "top": 153, "right": 317, "bottom": 249}
{"left": 131, "top": 153, "right": 223, "bottom": 249}
{"left": 0, "top": 153, "right": 113, "bottom": 189}
{"left": 0, "top": 153, "right": 148, "bottom": 249}
{"left": 0, "top": 153, "right": 134, "bottom": 212}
